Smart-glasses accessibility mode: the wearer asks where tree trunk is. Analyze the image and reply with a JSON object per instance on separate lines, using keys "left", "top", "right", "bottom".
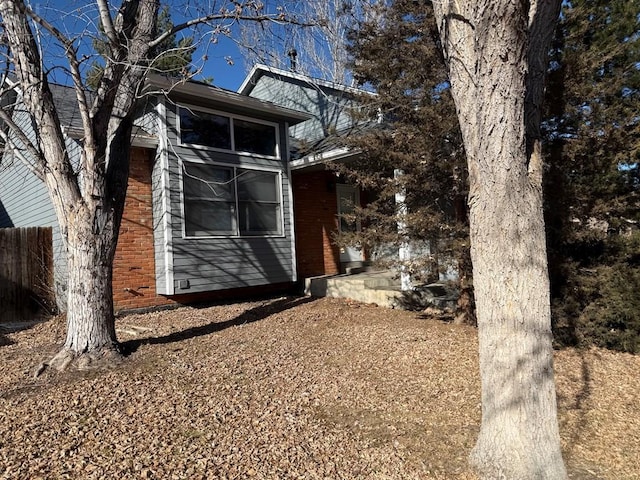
{"left": 47, "top": 214, "right": 121, "bottom": 371}
{"left": 433, "top": 1, "right": 567, "bottom": 478}
{"left": 64, "top": 226, "right": 118, "bottom": 353}
{"left": 467, "top": 150, "right": 566, "bottom": 479}
{"left": 2, "top": 0, "right": 155, "bottom": 373}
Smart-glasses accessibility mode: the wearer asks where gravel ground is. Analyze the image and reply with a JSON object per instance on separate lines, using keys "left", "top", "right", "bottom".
{"left": 0, "top": 296, "right": 638, "bottom": 479}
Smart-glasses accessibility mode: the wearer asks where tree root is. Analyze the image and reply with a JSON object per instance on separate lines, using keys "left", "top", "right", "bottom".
{"left": 34, "top": 346, "right": 123, "bottom": 377}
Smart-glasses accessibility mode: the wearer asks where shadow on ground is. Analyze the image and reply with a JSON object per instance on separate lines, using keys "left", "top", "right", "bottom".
{"left": 0, "top": 333, "right": 13, "bottom": 347}
{"left": 120, "top": 296, "right": 316, "bottom": 356}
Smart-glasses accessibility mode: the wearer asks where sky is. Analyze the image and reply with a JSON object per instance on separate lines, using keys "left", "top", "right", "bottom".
{"left": 30, "top": 0, "right": 293, "bottom": 93}
{"left": 190, "top": 35, "right": 253, "bottom": 91}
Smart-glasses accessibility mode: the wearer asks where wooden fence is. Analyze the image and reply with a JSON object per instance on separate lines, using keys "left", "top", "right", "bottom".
{"left": 0, "top": 227, "right": 55, "bottom": 323}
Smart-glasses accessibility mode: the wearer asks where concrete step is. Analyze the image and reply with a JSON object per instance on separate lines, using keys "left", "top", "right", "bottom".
{"left": 305, "top": 271, "right": 458, "bottom": 310}
{"left": 304, "top": 271, "right": 397, "bottom": 308}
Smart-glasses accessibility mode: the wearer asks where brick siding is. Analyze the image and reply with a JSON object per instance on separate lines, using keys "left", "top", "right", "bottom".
{"left": 112, "top": 148, "right": 171, "bottom": 311}
{"left": 292, "top": 170, "right": 341, "bottom": 277}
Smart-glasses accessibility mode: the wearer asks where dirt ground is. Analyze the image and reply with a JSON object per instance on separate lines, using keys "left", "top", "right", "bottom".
{"left": 0, "top": 296, "right": 638, "bottom": 479}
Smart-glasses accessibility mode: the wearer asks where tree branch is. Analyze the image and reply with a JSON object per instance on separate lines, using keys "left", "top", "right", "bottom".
{"left": 525, "top": 0, "right": 562, "bottom": 177}
{"left": 96, "top": 0, "right": 119, "bottom": 53}
{"left": 0, "top": 109, "right": 45, "bottom": 180}
{"left": 22, "top": 3, "right": 96, "bottom": 155}
{"left": 149, "top": 12, "right": 314, "bottom": 49}
{"left": 0, "top": 0, "right": 82, "bottom": 206}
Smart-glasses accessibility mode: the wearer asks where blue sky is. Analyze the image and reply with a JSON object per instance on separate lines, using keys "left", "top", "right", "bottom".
{"left": 32, "top": 1, "right": 286, "bottom": 93}
{"left": 191, "top": 35, "right": 252, "bottom": 91}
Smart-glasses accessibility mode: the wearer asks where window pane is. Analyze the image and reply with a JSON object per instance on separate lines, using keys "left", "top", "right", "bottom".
{"left": 182, "top": 163, "right": 283, "bottom": 237}
{"left": 179, "top": 108, "right": 231, "bottom": 150}
{"left": 236, "top": 169, "right": 281, "bottom": 235}
{"left": 183, "top": 164, "right": 234, "bottom": 201}
{"left": 237, "top": 170, "right": 278, "bottom": 202}
{"left": 239, "top": 203, "right": 280, "bottom": 235}
{"left": 184, "top": 200, "right": 235, "bottom": 236}
{"left": 183, "top": 163, "right": 236, "bottom": 236}
{"left": 234, "top": 119, "right": 277, "bottom": 156}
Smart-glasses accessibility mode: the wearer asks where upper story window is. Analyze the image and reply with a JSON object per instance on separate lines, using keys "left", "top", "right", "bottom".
{"left": 179, "top": 109, "right": 231, "bottom": 150}
{"left": 178, "top": 106, "right": 278, "bottom": 157}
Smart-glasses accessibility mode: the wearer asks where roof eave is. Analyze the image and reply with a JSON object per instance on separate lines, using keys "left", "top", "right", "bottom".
{"left": 145, "top": 74, "right": 310, "bottom": 125}
{"left": 237, "top": 64, "right": 375, "bottom": 98}
{"left": 290, "top": 146, "right": 361, "bottom": 171}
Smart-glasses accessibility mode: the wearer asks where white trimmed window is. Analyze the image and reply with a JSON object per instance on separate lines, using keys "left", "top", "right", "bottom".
{"left": 183, "top": 162, "right": 283, "bottom": 238}
{"left": 178, "top": 107, "right": 278, "bottom": 157}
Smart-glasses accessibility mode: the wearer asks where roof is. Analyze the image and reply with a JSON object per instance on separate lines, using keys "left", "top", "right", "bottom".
{"left": 237, "top": 64, "right": 369, "bottom": 98}
{"left": 289, "top": 122, "right": 377, "bottom": 170}
{"left": 146, "top": 74, "right": 310, "bottom": 125}
{"left": 44, "top": 83, "right": 156, "bottom": 147}
{"left": 6, "top": 75, "right": 310, "bottom": 144}
{"left": 49, "top": 83, "right": 89, "bottom": 132}
{"left": 237, "top": 65, "right": 379, "bottom": 171}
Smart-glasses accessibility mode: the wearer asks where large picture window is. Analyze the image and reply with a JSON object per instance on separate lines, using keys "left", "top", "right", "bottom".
{"left": 179, "top": 107, "right": 278, "bottom": 157}
{"left": 183, "top": 162, "right": 283, "bottom": 237}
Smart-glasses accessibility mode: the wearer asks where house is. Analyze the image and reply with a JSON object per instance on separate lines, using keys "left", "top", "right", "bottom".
{"left": 238, "top": 64, "right": 370, "bottom": 279}
{"left": 0, "top": 75, "right": 311, "bottom": 312}
{"left": 0, "top": 64, "right": 377, "bottom": 313}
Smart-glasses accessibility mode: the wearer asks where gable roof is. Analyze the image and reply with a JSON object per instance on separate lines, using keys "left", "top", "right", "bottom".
{"left": 238, "top": 65, "right": 381, "bottom": 169}
{"left": 238, "top": 64, "right": 367, "bottom": 98}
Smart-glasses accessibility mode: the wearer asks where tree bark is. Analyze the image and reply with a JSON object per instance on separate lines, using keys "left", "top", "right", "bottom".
{"left": 433, "top": 1, "right": 567, "bottom": 478}
{"left": 62, "top": 220, "right": 118, "bottom": 353}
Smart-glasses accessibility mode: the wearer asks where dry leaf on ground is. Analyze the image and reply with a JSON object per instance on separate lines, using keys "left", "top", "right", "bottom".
{"left": 1, "top": 297, "right": 638, "bottom": 479}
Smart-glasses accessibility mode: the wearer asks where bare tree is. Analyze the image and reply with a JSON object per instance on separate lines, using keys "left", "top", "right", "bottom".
{"left": 238, "top": 0, "right": 384, "bottom": 84}
{"left": 0, "top": 0, "right": 306, "bottom": 371}
{"left": 432, "top": 0, "right": 568, "bottom": 478}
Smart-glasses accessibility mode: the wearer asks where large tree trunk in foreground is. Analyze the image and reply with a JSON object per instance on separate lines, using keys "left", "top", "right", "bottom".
{"left": 47, "top": 125, "right": 133, "bottom": 369}
{"left": 62, "top": 226, "right": 118, "bottom": 353}
{"left": 45, "top": 190, "right": 126, "bottom": 371}
{"left": 433, "top": 1, "right": 567, "bottom": 478}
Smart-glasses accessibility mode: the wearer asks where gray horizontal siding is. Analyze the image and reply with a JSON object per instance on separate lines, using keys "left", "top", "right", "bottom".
{"left": 0, "top": 157, "right": 56, "bottom": 229}
{"left": 249, "top": 74, "right": 358, "bottom": 143}
{"left": 172, "top": 240, "right": 294, "bottom": 280}
{"left": 158, "top": 101, "right": 295, "bottom": 295}
{"left": 133, "top": 97, "right": 159, "bottom": 135}
{"left": 0, "top": 147, "right": 67, "bottom": 308}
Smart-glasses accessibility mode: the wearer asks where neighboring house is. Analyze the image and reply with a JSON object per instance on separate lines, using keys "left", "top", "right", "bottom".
{"left": 0, "top": 75, "right": 309, "bottom": 311}
{"left": 238, "top": 64, "right": 370, "bottom": 279}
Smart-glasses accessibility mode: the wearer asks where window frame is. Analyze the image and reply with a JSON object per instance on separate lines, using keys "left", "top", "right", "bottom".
{"left": 176, "top": 104, "right": 280, "bottom": 159}
{"left": 180, "top": 159, "right": 285, "bottom": 239}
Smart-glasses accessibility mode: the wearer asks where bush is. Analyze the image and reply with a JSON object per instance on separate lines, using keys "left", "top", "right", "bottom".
{"left": 552, "top": 232, "right": 640, "bottom": 353}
